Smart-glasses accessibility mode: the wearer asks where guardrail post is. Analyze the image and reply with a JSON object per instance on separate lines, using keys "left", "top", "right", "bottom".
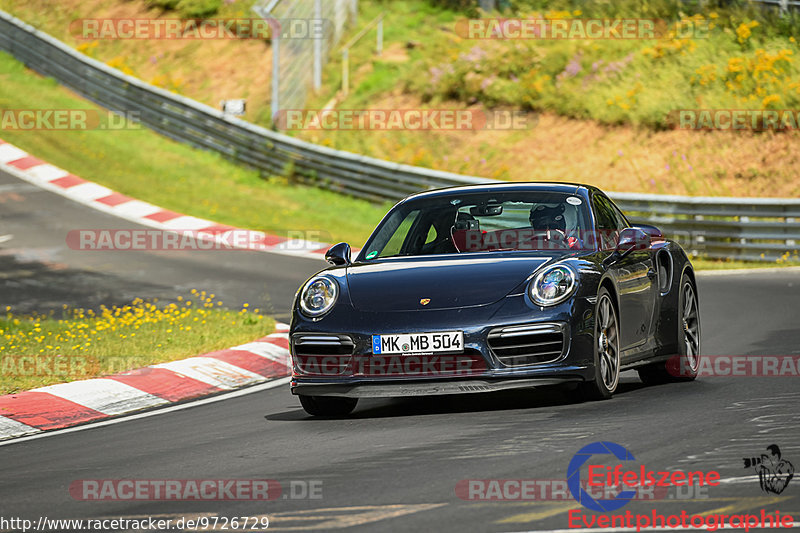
{"left": 377, "top": 17, "right": 383, "bottom": 56}
{"left": 313, "top": 0, "right": 322, "bottom": 90}
{"left": 340, "top": 13, "right": 385, "bottom": 97}
{"left": 692, "top": 214, "right": 705, "bottom": 257}
{"left": 739, "top": 215, "right": 749, "bottom": 248}
{"left": 271, "top": 29, "right": 281, "bottom": 124}
{"left": 342, "top": 48, "right": 349, "bottom": 96}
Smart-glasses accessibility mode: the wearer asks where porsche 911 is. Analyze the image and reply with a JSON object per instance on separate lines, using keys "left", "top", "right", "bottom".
{"left": 289, "top": 182, "right": 701, "bottom": 416}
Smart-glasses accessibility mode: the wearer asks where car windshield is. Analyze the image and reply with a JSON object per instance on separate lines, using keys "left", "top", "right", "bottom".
{"left": 361, "top": 191, "right": 592, "bottom": 259}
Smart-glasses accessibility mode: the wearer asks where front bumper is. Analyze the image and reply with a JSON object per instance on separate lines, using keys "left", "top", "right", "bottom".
{"left": 290, "top": 293, "right": 597, "bottom": 398}
{"left": 292, "top": 376, "right": 582, "bottom": 398}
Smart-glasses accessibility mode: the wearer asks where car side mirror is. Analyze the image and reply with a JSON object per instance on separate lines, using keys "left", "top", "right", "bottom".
{"left": 603, "top": 228, "right": 649, "bottom": 267}
{"left": 325, "top": 242, "right": 351, "bottom": 266}
{"left": 615, "top": 227, "right": 650, "bottom": 257}
{"left": 633, "top": 224, "right": 663, "bottom": 242}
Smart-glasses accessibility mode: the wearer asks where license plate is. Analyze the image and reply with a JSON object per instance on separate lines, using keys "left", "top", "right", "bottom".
{"left": 372, "top": 331, "right": 463, "bottom": 355}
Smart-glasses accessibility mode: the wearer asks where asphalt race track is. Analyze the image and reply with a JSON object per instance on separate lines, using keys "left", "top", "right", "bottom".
{"left": 1, "top": 167, "right": 799, "bottom": 532}
{"left": 0, "top": 169, "right": 321, "bottom": 323}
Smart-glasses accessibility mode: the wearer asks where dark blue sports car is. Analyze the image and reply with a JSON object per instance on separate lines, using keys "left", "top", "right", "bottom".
{"left": 290, "top": 183, "right": 701, "bottom": 416}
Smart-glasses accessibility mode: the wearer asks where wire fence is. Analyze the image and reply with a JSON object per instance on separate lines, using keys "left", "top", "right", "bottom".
{"left": 252, "top": 0, "right": 358, "bottom": 123}
{"left": 340, "top": 12, "right": 384, "bottom": 97}
{"left": 0, "top": 8, "right": 798, "bottom": 263}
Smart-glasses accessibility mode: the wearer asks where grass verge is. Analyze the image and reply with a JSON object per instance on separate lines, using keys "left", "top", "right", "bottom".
{"left": 691, "top": 257, "right": 800, "bottom": 271}
{"left": 0, "top": 291, "right": 274, "bottom": 394}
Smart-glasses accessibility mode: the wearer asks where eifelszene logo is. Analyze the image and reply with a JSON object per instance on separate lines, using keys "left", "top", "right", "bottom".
{"left": 567, "top": 441, "right": 637, "bottom": 512}
{"left": 743, "top": 444, "right": 794, "bottom": 494}
{"left": 567, "top": 441, "right": 721, "bottom": 512}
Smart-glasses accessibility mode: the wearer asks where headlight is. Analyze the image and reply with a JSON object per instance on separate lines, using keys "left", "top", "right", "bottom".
{"left": 529, "top": 265, "right": 576, "bottom": 306}
{"left": 299, "top": 276, "right": 339, "bottom": 317}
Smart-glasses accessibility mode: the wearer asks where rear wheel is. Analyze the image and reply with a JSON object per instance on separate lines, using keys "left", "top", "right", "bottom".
{"left": 579, "top": 288, "right": 620, "bottom": 401}
{"left": 299, "top": 395, "right": 358, "bottom": 417}
{"left": 638, "top": 273, "right": 700, "bottom": 384}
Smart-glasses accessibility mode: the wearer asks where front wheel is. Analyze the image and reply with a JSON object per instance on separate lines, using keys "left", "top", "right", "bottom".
{"left": 299, "top": 395, "right": 358, "bottom": 417}
{"left": 638, "top": 273, "right": 701, "bottom": 384}
{"left": 579, "top": 287, "right": 620, "bottom": 401}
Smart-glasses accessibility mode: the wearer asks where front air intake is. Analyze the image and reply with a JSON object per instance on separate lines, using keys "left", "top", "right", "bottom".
{"left": 292, "top": 334, "right": 354, "bottom": 375}
{"left": 487, "top": 323, "right": 565, "bottom": 366}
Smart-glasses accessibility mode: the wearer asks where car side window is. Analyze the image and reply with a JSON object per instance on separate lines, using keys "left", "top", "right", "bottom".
{"left": 592, "top": 195, "right": 622, "bottom": 250}
{"left": 425, "top": 226, "right": 437, "bottom": 244}
{"left": 607, "top": 198, "right": 630, "bottom": 231}
{"left": 415, "top": 222, "right": 444, "bottom": 254}
{"left": 377, "top": 210, "right": 420, "bottom": 257}
{"left": 407, "top": 212, "right": 452, "bottom": 255}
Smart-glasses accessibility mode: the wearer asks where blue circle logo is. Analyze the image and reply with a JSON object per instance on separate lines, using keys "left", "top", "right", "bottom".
{"left": 567, "top": 441, "right": 638, "bottom": 512}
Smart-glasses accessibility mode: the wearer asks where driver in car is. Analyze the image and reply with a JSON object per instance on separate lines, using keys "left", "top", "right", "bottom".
{"left": 529, "top": 204, "right": 581, "bottom": 250}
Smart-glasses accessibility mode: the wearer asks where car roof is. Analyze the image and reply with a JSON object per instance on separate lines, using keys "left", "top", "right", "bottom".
{"left": 402, "top": 181, "right": 600, "bottom": 203}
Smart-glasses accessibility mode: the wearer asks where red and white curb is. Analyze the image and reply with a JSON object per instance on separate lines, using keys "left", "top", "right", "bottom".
{"left": 0, "top": 323, "right": 291, "bottom": 441}
{"left": 0, "top": 138, "right": 340, "bottom": 260}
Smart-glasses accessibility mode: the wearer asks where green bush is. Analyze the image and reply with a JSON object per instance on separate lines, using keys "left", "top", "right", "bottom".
{"left": 176, "top": 0, "right": 222, "bottom": 19}
{"left": 147, "top": 0, "right": 181, "bottom": 10}
{"left": 407, "top": 5, "right": 800, "bottom": 129}
{"left": 426, "top": 0, "right": 480, "bottom": 16}
{"left": 146, "top": 0, "right": 221, "bottom": 18}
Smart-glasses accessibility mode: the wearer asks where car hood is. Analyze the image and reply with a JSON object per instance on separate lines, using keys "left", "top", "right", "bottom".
{"left": 345, "top": 254, "right": 556, "bottom": 312}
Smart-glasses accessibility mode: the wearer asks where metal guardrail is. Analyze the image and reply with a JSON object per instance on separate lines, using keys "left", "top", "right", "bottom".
{"left": 1, "top": 9, "right": 799, "bottom": 263}
{"left": 610, "top": 193, "right": 800, "bottom": 263}
{"left": 751, "top": 0, "right": 800, "bottom": 12}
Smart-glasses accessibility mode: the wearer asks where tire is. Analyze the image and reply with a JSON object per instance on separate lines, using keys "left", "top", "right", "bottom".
{"left": 299, "top": 395, "right": 358, "bottom": 417}
{"left": 638, "top": 273, "right": 701, "bottom": 385}
{"left": 579, "top": 287, "right": 620, "bottom": 401}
